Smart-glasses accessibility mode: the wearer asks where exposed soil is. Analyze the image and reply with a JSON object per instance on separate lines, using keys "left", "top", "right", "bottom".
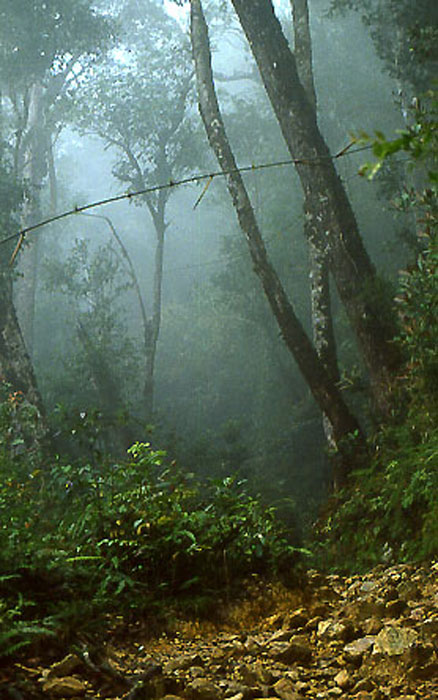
{"left": 3, "top": 561, "right": 438, "bottom": 699}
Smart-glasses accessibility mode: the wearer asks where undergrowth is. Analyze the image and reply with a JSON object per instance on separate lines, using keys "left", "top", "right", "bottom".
{"left": 0, "top": 398, "right": 300, "bottom": 660}
{"left": 312, "top": 89, "right": 438, "bottom": 572}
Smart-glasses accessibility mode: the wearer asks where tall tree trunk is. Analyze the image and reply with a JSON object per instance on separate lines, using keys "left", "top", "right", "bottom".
{"left": 230, "top": 0, "right": 400, "bottom": 416}
{"left": 143, "top": 188, "right": 167, "bottom": 422}
{"left": 0, "top": 264, "right": 46, "bottom": 450}
{"left": 292, "top": 0, "right": 339, "bottom": 449}
{"left": 190, "top": 0, "right": 364, "bottom": 475}
{"left": 13, "top": 82, "right": 46, "bottom": 355}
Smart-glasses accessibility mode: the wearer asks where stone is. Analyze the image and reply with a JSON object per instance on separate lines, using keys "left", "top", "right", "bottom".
{"left": 268, "top": 637, "right": 313, "bottom": 665}
{"left": 46, "top": 654, "right": 82, "bottom": 678}
{"left": 356, "top": 599, "right": 386, "bottom": 620}
{"left": 268, "top": 629, "right": 292, "bottom": 644}
{"left": 373, "top": 625, "right": 418, "bottom": 656}
{"left": 334, "top": 669, "right": 352, "bottom": 690}
{"left": 360, "top": 581, "right": 377, "bottom": 594}
{"left": 343, "top": 636, "right": 375, "bottom": 663}
{"left": 397, "top": 581, "right": 420, "bottom": 602}
{"left": 384, "top": 599, "right": 406, "bottom": 618}
{"left": 223, "top": 683, "right": 252, "bottom": 700}
{"left": 42, "top": 676, "right": 86, "bottom": 697}
{"left": 186, "top": 678, "right": 222, "bottom": 700}
{"left": 253, "top": 660, "right": 275, "bottom": 685}
{"left": 273, "top": 677, "right": 304, "bottom": 700}
{"left": 285, "top": 609, "right": 309, "bottom": 630}
{"left": 317, "top": 619, "right": 349, "bottom": 641}
{"left": 245, "top": 635, "right": 264, "bottom": 655}
{"left": 353, "top": 678, "right": 374, "bottom": 692}
{"left": 363, "top": 618, "right": 383, "bottom": 635}
{"left": 164, "top": 654, "right": 204, "bottom": 674}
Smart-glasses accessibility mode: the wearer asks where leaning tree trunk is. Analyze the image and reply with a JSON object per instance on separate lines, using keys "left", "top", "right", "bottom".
{"left": 292, "top": 0, "right": 339, "bottom": 449}
{"left": 190, "top": 0, "right": 364, "bottom": 476}
{"left": 230, "top": 0, "right": 400, "bottom": 417}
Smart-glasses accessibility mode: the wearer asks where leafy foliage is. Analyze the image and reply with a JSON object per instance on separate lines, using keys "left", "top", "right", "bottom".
{"left": 313, "top": 90, "right": 438, "bottom": 571}
{"left": 0, "top": 0, "right": 114, "bottom": 85}
{"left": 0, "top": 392, "right": 299, "bottom": 659}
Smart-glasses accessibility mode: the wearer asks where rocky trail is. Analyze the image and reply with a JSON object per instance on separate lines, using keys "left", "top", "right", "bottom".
{"left": 3, "top": 562, "right": 438, "bottom": 700}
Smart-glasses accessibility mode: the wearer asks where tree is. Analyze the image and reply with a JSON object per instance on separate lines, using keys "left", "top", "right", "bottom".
{"left": 0, "top": 148, "right": 45, "bottom": 439}
{"left": 228, "top": 0, "right": 401, "bottom": 416}
{"left": 190, "top": 0, "right": 364, "bottom": 482}
{"left": 74, "top": 0, "right": 201, "bottom": 420}
{"left": 0, "top": 0, "right": 113, "bottom": 351}
{"left": 290, "top": 0, "right": 339, "bottom": 448}
{"left": 329, "top": 0, "right": 438, "bottom": 96}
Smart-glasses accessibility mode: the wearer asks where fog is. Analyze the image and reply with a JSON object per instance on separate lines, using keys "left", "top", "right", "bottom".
{"left": 2, "top": 0, "right": 424, "bottom": 524}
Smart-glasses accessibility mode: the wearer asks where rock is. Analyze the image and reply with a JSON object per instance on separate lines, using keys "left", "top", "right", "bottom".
{"left": 356, "top": 599, "right": 386, "bottom": 620}
{"left": 317, "top": 619, "right": 350, "bottom": 641}
{"left": 46, "top": 654, "right": 82, "bottom": 678}
{"left": 363, "top": 618, "right": 383, "bottom": 635}
{"left": 353, "top": 678, "right": 374, "bottom": 692}
{"left": 343, "top": 636, "right": 375, "bottom": 663}
{"left": 42, "top": 676, "right": 86, "bottom": 697}
{"left": 164, "top": 654, "right": 204, "bottom": 674}
{"left": 245, "top": 635, "right": 264, "bottom": 654}
{"left": 373, "top": 625, "right": 418, "bottom": 656}
{"left": 284, "top": 609, "right": 309, "bottom": 630}
{"left": 253, "top": 660, "right": 275, "bottom": 685}
{"left": 229, "top": 641, "right": 246, "bottom": 658}
{"left": 397, "top": 581, "right": 420, "bottom": 602}
{"left": 268, "top": 629, "right": 292, "bottom": 644}
{"left": 269, "top": 638, "right": 313, "bottom": 665}
{"left": 186, "top": 678, "right": 222, "bottom": 700}
{"left": 334, "top": 668, "right": 352, "bottom": 690}
{"left": 384, "top": 599, "right": 406, "bottom": 618}
{"left": 273, "top": 677, "right": 304, "bottom": 700}
{"left": 407, "top": 660, "right": 438, "bottom": 680}
{"left": 236, "top": 663, "right": 259, "bottom": 687}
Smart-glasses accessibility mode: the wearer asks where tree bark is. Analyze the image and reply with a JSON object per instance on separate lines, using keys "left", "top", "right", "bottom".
{"left": 230, "top": 0, "right": 400, "bottom": 415}
{"left": 13, "top": 82, "right": 46, "bottom": 355}
{"left": 190, "top": 0, "right": 364, "bottom": 468}
{"left": 0, "top": 264, "right": 46, "bottom": 451}
{"left": 143, "top": 189, "right": 167, "bottom": 422}
{"left": 292, "top": 0, "right": 339, "bottom": 449}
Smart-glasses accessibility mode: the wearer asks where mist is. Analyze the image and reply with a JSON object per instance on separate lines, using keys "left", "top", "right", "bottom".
{"left": 1, "top": 0, "right": 433, "bottom": 522}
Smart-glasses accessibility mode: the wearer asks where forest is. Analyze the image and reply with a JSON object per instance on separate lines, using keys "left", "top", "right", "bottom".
{"left": 0, "top": 0, "right": 437, "bottom": 696}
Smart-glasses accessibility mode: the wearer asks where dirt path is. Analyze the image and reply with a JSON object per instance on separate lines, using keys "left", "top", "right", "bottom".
{"left": 4, "top": 562, "right": 438, "bottom": 699}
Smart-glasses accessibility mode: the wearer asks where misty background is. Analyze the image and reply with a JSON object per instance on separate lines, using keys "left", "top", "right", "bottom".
{"left": 5, "top": 0, "right": 420, "bottom": 525}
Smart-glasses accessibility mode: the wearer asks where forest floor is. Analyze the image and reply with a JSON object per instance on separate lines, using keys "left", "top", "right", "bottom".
{"left": 3, "top": 561, "right": 438, "bottom": 700}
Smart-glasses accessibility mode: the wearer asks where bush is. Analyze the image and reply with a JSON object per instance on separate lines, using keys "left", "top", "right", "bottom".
{"left": 0, "top": 397, "right": 300, "bottom": 658}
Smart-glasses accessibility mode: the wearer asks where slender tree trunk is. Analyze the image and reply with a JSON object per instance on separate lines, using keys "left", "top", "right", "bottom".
{"left": 13, "top": 82, "right": 46, "bottom": 355}
{"left": 292, "top": 0, "right": 339, "bottom": 448}
{"left": 190, "top": 0, "right": 364, "bottom": 473}
{"left": 143, "top": 190, "right": 167, "bottom": 422}
{"left": 0, "top": 264, "right": 46, "bottom": 450}
{"left": 230, "top": 0, "right": 400, "bottom": 416}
